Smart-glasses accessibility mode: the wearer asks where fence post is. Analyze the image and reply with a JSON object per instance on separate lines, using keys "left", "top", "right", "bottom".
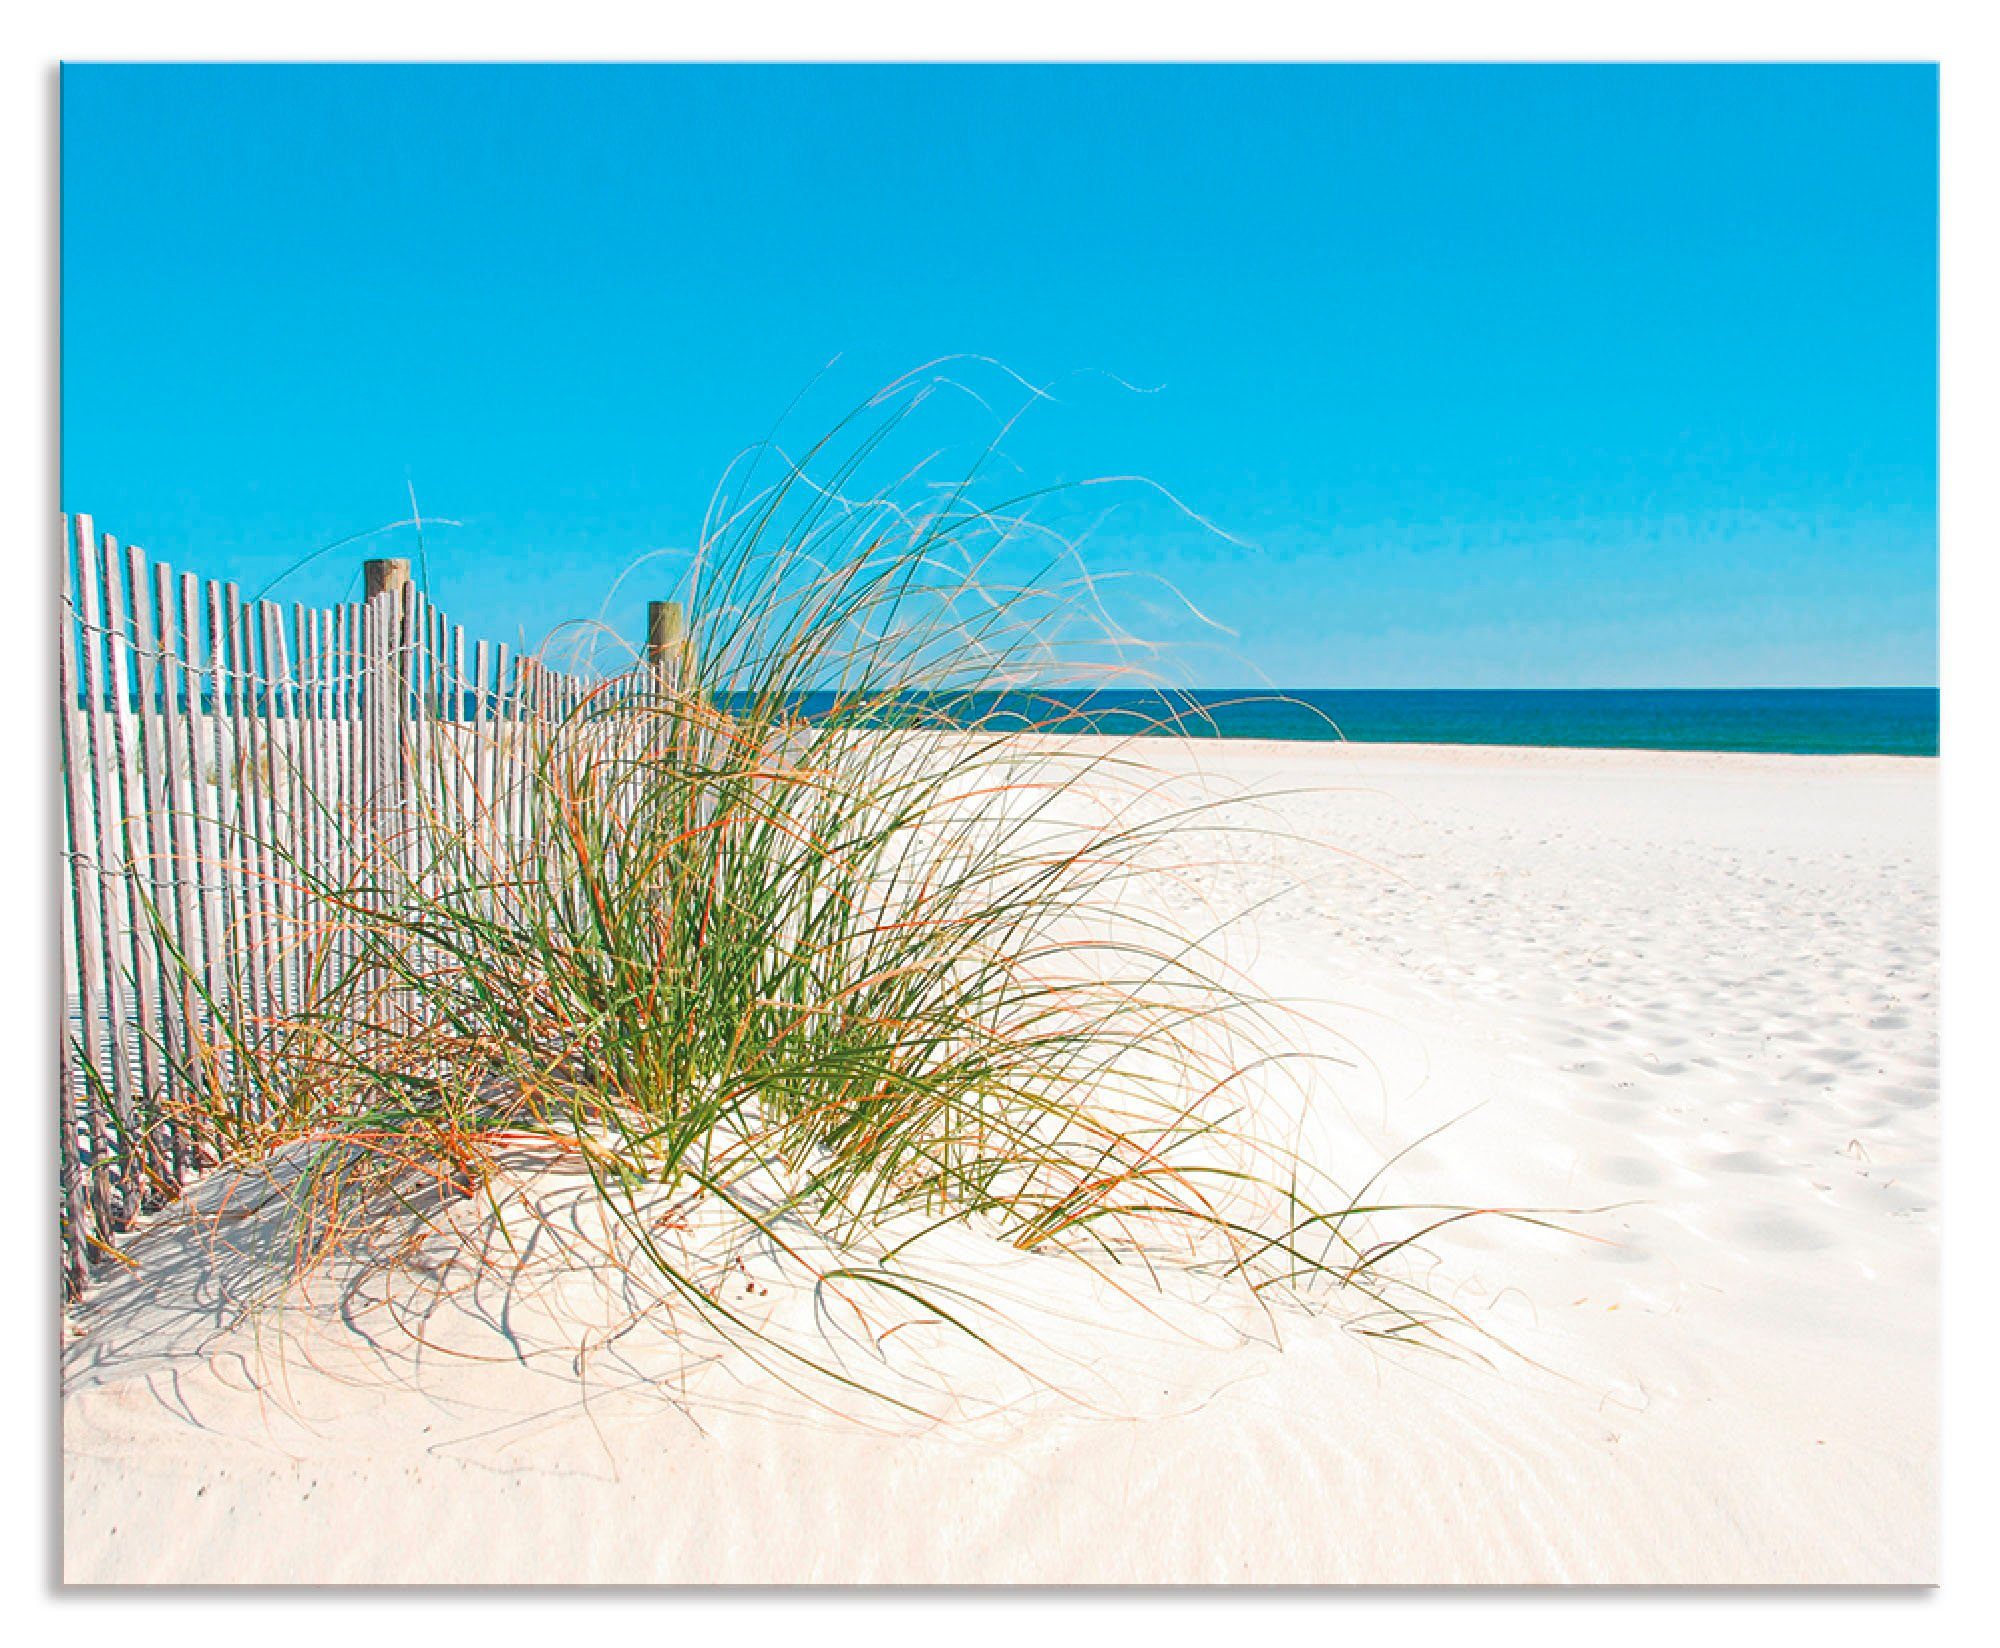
{"left": 361, "top": 559, "right": 413, "bottom": 1026}
{"left": 646, "top": 600, "right": 686, "bottom": 692}
{"left": 362, "top": 558, "right": 411, "bottom": 841}
{"left": 365, "top": 558, "right": 411, "bottom": 603}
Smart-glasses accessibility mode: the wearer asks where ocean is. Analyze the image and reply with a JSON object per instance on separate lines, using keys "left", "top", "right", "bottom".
{"left": 901, "top": 687, "right": 1940, "bottom": 757}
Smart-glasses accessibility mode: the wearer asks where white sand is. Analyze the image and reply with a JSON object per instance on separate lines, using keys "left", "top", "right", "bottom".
{"left": 62, "top": 740, "right": 1938, "bottom": 1584}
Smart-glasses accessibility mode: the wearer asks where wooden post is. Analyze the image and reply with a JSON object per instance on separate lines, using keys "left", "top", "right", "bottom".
{"left": 363, "top": 557, "right": 411, "bottom": 844}
{"left": 364, "top": 558, "right": 411, "bottom": 601}
{"left": 360, "top": 559, "right": 414, "bottom": 1031}
{"left": 646, "top": 600, "right": 686, "bottom": 688}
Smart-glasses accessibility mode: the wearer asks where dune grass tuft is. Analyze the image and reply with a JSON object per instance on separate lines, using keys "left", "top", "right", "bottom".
{"left": 139, "top": 380, "right": 1553, "bottom": 1418}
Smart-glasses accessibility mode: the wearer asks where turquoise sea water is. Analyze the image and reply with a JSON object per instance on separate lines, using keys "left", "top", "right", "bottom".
{"left": 906, "top": 688, "right": 1940, "bottom": 757}
{"left": 113, "top": 684, "right": 1937, "bottom": 758}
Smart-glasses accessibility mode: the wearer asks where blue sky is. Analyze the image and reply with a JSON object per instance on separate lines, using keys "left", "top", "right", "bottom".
{"left": 61, "top": 64, "right": 1937, "bottom": 687}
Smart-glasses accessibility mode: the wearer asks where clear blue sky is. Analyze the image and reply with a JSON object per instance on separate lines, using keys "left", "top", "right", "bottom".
{"left": 61, "top": 64, "right": 1937, "bottom": 687}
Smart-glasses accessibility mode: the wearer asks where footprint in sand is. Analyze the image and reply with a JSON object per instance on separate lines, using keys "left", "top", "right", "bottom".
{"left": 1588, "top": 1239, "right": 1654, "bottom": 1267}
{"left": 1708, "top": 1149, "right": 1778, "bottom": 1175}
{"left": 1728, "top": 1209, "right": 1833, "bottom": 1252}
{"left": 1869, "top": 1083, "right": 1938, "bottom": 1111}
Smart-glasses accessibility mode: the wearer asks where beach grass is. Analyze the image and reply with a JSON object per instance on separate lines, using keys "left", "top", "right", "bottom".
{"left": 132, "top": 381, "right": 1541, "bottom": 1416}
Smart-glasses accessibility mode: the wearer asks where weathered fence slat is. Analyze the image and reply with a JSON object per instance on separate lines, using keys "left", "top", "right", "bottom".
{"left": 224, "top": 583, "right": 276, "bottom": 1115}
{"left": 258, "top": 601, "right": 299, "bottom": 1026}
{"left": 202, "top": 579, "right": 247, "bottom": 1102}
{"left": 101, "top": 535, "right": 174, "bottom": 1193}
{"left": 129, "top": 545, "right": 190, "bottom": 1179}
{"left": 293, "top": 605, "right": 320, "bottom": 1012}
{"left": 58, "top": 519, "right": 104, "bottom": 1284}
{"left": 471, "top": 638, "right": 495, "bottom": 846}
{"left": 159, "top": 565, "right": 212, "bottom": 1170}
{"left": 181, "top": 573, "right": 225, "bottom": 1069}
{"left": 333, "top": 603, "right": 358, "bottom": 988}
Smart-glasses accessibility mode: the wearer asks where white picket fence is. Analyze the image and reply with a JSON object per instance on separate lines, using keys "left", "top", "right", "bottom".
{"left": 56, "top": 514, "right": 611, "bottom": 1297}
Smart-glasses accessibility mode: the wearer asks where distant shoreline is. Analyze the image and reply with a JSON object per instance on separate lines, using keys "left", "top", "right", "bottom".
{"left": 814, "top": 686, "right": 1943, "bottom": 759}
{"left": 1038, "top": 733, "right": 1940, "bottom": 766}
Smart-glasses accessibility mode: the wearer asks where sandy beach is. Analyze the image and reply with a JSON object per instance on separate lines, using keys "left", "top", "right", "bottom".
{"left": 61, "top": 738, "right": 1939, "bottom": 1585}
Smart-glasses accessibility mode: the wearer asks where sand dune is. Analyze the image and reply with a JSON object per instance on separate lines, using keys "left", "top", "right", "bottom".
{"left": 62, "top": 740, "right": 1938, "bottom": 1584}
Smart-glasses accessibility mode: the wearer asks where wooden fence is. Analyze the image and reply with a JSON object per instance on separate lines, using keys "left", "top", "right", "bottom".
{"left": 56, "top": 514, "right": 673, "bottom": 1299}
